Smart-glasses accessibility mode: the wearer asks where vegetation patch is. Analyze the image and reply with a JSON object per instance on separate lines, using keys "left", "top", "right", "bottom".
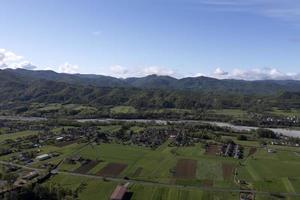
{"left": 97, "top": 162, "right": 127, "bottom": 177}
{"left": 110, "top": 106, "right": 137, "bottom": 114}
{"left": 174, "top": 159, "right": 197, "bottom": 179}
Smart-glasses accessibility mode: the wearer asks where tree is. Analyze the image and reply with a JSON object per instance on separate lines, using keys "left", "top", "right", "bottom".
{"left": 237, "top": 135, "right": 248, "bottom": 141}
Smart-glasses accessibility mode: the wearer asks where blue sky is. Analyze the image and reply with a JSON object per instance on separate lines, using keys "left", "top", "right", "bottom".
{"left": 1, "top": 0, "right": 300, "bottom": 79}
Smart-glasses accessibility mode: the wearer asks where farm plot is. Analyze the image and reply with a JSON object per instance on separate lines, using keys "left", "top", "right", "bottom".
{"left": 202, "top": 180, "right": 213, "bottom": 187}
{"left": 222, "top": 163, "right": 235, "bottom": 180}
{"left": 196, "top": 159, "right": 223, "bottom": 181}
{"left": 247, "top": 147, "right": 257, "bottom": 157}
{"left": 97, "top": 163, "right": 127, "bottom": 177}
{"left": 205, "top": 145, "right": 220, "bottom": 156}
{"left": 132, "top": 167, "right": 143, "bottom": 177}
{"left": 74, "top": 160, "right": 100, "bottom": 174}
{"left": 174, "top": 159, "right": 197, "bottom": 179}
{"left": 175, "top": 144, "right": 205, "bottom": 158}
{"left": 55, "top": 140, "right": 79, "bottom": 147}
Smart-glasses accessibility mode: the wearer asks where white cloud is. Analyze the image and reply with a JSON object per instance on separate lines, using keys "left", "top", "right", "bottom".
{"left": 142, "top": 66, "right": 175, "bottom": 76}
{"left": 101, "top": 65, "right": 176, "bottom": 78}
{"left": 192, "top": 72, "right": 206, "bottom": 77}
{"left": 213, "top": 67, "right": 229, "bottom": 76}
{"left": 0, "top": 48, "right": 36, "bottom": 70}
{"left": 58, "top": 62, "right": 79, "bottom": 74}
{"left": 210, "top": 67, "right": 300, "bottom": 80}
{"left": 109, "top": 65, "right": 128, "bottom": 77}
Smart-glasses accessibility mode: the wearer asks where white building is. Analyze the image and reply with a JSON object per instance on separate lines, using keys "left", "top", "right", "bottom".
{"left": 36, "top": 154, "right": 51, "bottom": 161}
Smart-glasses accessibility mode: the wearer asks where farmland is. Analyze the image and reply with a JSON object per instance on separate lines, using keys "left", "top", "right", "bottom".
{"left": 1, "top": 119, "right": 300, "bottom": 200}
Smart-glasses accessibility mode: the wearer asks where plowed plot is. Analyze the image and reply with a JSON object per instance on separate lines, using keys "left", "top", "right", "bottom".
{"left": 222, "top": 163, "right": 235, "bottom": 180}
{"left": 132, "top": 167, "right": 143, "bottom": 177}
{"left": 74, "top": 160, "right": 100, "bottom": 174}
{"left": 205, "top": 145, "right": 220, "bottom": 156}
{"left": 248, "top": 147, "right": 257, "bottom": 157}
{"left": 97, "top": 163, "right": 127, "bottom": 177}
{"left": 174, "top": 159, "right": 196, "bottom": 179}
{"left": 203, "top": 180, "right": 213, "bottom": 187}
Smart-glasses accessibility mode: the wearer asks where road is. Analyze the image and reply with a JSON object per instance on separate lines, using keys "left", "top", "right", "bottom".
{"left": 1, "top": 160, "right": 300, "bottom": 197}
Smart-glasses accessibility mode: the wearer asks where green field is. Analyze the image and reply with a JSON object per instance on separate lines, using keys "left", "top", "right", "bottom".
{"left": 0, "top": 130, "right": 38, "bottom": 142}
{"left": 46, "top": 173, "right": 241, "bottom": 200}
{"left": 210, "top": 109, "right": 249, "bottom": 117}
{"left": 110, "top": 106, "right": 137, "bottom": 114}
{"left": 269, "top": 108, "right": 300, "bottom": 117}
{"left": 28, "top": 138, "right": 300, "bottom": 200}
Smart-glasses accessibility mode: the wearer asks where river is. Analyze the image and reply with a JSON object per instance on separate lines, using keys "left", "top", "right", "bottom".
{"left": 76, "top": 118, "right": 300, "bottom": 138}
{"left": 1, "top": 116, "right": 300, "bottom": 137}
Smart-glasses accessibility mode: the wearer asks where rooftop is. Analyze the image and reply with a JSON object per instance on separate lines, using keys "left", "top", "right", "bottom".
{"left": 110, "top": 185, "right": 127, "bottom": 200}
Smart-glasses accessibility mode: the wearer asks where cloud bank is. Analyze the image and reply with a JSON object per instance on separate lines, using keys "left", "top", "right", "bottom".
{"left": 0, "top": 49, "right": 37, "bottom": 70}
{"left": 103, "top": 65, "right": 176, "bottom": 78}
{"left": 1, "top": 48, "right": 299, "bottom": 80}
{"left": 58, "top": 62, "right": 79, "bottom": 74}
{"left": 210, "top": 67, "right": 300, "bottom": 80}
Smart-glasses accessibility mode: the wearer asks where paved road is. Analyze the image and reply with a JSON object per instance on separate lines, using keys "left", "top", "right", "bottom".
{"left": 1, "top": 160, "right": 300, "bottom": 197}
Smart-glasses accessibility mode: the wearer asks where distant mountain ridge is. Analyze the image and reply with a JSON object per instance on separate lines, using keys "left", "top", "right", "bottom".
{"left": 2, "top": 68, "right": 300, "bottom": 94}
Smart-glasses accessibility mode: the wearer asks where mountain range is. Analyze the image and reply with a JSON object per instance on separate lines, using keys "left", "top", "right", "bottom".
{"left": 2, "top": 68, "right": 300, "bottom": 94}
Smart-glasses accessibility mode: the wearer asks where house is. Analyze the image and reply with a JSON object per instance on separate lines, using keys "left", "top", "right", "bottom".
{"left": 14, "top": 179, "right": 27, "bottom": 187}
{"left": 169, "top": 135, "right": 176, "bottom": 139}
{"left": 56, "top": 136, "right": 64, "bottom": 141}
{"left": 36, "top": 154, "right": 51, "bottom": 161}
{"left": 0, "top": 180, "right": 7, "bottom": 188}
{"left": 110, "top": 185, "right": 127, "bottom": 200}
{"left": 22, "top": 171, "right": 39, "bottom": 180}
{"left": 267, "top": 149, "right": 275, "bottom": 153}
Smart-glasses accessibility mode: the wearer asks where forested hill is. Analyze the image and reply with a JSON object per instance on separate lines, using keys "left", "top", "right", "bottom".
{"left": 1, "top": 68, "right": 300, "bottom": 112}
{"left": 3, "top": 68, "right": 300, "bottom": 94}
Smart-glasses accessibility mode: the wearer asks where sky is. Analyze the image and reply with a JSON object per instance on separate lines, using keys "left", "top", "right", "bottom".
{"left": 1, "top": 0, "right": 300, "bottom": 80}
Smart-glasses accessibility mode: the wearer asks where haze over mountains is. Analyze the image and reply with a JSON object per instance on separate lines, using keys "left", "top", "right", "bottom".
{"left": 2, "top": 68, "right": 300, "bottom": 95}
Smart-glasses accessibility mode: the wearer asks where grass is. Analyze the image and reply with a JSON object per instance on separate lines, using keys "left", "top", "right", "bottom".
{"left": 45, "top": 174, "right": 117, "bottom": 200}
{"left": 269, "top": 108, "right": 300, "bottom": 117}
{"left": 97, "top": 125, "right": 122, "bottom": 132}
{"left": 110, "top": 106, "right": 137, "bottom": 114}
{"left": 0, "top": 130, "right": 38, "bottom": 142}
{"left": 210, "top": 109, "right": 248, "bottom": 117}
{"left": 282, "top": 177, "right": 296, "bottom": 193}
{"left": 46, "top": 174, "right": 240, "bottom": 200}
{"left": 38, "top": 103, "right": 62, "bottom": 111}
{"left": 130, "top": 126, "right": 145, "bottom": 133}
{"left": 175, "top": 144, "right": 205, "bottom": 158}
{"left": 129, "top": 184, "right": 204, "bottom": 200}
{"left": 236, "top": 146, "right": 300, "bottom": 194}
{"left": 196, "top": 159, "right": 223, "bottom": 181}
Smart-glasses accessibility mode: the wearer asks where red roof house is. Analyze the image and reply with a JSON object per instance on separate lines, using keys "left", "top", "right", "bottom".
{"left": 110, "top": 185, "right": 127, "bottom": 200}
